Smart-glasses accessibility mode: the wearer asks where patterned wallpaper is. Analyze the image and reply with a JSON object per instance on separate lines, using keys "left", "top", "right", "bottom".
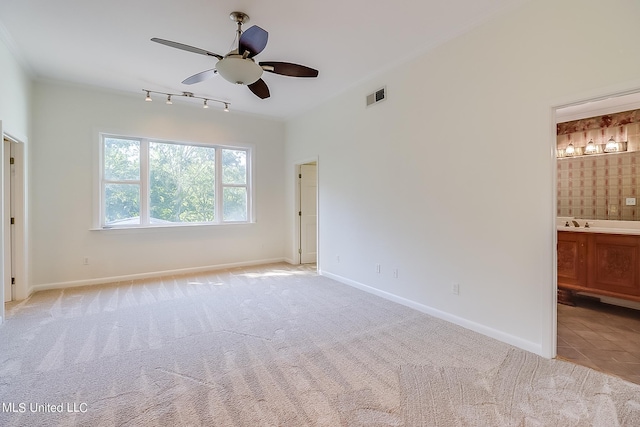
{"left": 557, "top": 151, "right": 639, "bottom": 220}
{"left": 557, "top": 109, "right": 640, "bottom": 220}
{"left": 557, "top": 109, "right": 640, "bottom": 135}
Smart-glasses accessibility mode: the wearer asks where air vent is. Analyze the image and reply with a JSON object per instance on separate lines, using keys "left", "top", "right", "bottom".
{"left": 366, "top": 86, "right": 386, "bottom": 107}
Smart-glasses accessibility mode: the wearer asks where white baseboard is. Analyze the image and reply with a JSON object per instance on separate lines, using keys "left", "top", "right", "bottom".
{"left": 321, "top": 271, "right": 543, "bottom": 357}
{"left": 30, "top": 258, "right": 286, "bottom": 294}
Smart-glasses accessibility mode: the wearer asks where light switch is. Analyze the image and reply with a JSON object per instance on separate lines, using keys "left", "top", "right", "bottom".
{"left": 626, "top": 197, "right": 637, "bottom": 206}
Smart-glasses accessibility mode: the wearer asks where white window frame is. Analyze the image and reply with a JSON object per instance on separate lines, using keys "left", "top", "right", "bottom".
{"left": 98, "top": 133, "right": 253, "bottom": 229}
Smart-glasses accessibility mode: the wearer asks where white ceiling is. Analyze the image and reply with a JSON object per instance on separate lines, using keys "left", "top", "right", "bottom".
{"left": 0, "top": 0, "right": 524, "bottom": 119}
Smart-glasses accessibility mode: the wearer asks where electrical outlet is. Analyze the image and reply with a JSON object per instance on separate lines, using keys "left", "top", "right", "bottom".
{"left": 626, "top": 198, "right": 636, "bottom": 206}
{"left": 452, "top": 283, "right": 459, "bottom": 295}
{"left": 376, "top": 263, "right": 381, "bottom": 274}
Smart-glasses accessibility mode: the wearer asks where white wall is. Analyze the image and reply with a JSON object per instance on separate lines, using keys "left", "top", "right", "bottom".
{"left": 0, "top": 36, "right": 31, "bottom": 315}
{"left": 0, "top": 36, "right": 30, "bottom": 141}
{"left": 30, "top": 81, "right": 286, "bottom": 291}
{"left": 284, "top": 0, "right": 640, "bottom": 357}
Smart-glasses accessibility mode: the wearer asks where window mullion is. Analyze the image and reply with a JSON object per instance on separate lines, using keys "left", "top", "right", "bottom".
{"left": 215, "top": 147, "right": 222, "bottom": 223}
{"left": 140, "top": 139, "right": 149, "bottom": 225}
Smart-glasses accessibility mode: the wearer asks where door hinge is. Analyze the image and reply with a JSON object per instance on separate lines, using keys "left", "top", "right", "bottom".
{"left": 298, "top": 211, "right": 302, "bottom": 216}
{"left": 10, "top": 217, "right": 14, "bottom": 225}
{"left": 298, "top": 248, "right": 302, "bottom": 254}
{"left": 9, "top": 157, "right": 14, "bottom": 165}
{"left": 11, "top": 277, "right": 15, "bottom": 285}
{"left": 299, "top": 173, "right": 302, "bottom": 179}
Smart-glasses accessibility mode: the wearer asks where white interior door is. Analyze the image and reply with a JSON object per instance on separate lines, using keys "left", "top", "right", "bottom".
{"left": 300, "top": 163, "right": 317, "bottom": 264}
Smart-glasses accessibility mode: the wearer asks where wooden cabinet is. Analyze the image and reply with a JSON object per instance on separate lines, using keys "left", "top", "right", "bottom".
{"left": 558, "top": 231, "right": 640, "bottom": 302}
{"left": 557, "top": 232, "right": 587, "bottom": 288}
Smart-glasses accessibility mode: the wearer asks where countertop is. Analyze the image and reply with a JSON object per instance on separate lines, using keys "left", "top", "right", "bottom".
{"left": 557, "top": 217, "right": 640, "bottom": 235}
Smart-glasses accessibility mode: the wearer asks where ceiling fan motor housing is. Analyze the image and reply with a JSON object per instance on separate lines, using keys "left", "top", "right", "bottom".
{"left": 216, "top": 55, "right": 263, "bottom": 85}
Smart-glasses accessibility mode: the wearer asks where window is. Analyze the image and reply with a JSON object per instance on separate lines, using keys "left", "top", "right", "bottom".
{"left": 100, "top": 134, "right": 251, "bottom": 228}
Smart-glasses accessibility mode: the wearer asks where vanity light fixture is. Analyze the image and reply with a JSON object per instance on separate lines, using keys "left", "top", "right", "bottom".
{"left": 142, "top": 89, "right": 230, "bottom": 112}
{"left": 584, "top": 139, "right": 597, "bottom": 154}
{"left": 604, "top": 136, "right": 618, "bottom": 153}
{"left": 565, "top": 141, "right": 575, "bottom": 156}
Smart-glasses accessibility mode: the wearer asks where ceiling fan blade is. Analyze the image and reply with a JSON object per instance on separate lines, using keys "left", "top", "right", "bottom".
{"left": 260, "top": 61, "right": 318, "bottom": 78}
{"left": 182, "top": 69, "right": 217, "bottom": 85}
{"left": 248, "top": 79, "right": 270, "bottom": 99}
{"left": 239, "top": 26, "right": 268, "bottom": 58}
{"left": 151, "top": 38, "right": 223, "bottom": 60}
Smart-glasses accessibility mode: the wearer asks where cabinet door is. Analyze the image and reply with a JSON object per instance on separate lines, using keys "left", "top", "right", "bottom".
{"left": 587, "top": 234, "right": 640, "bottom": 296}
{"left": 557, "top": 231, "right": 587, "bottom": 288}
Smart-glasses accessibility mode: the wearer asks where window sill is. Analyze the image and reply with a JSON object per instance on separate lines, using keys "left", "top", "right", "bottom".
{"left": 90, "top": 222, "right": 254, "bottom": 231}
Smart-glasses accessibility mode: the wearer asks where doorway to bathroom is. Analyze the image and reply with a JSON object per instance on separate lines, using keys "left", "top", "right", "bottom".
{"left": 555, "top": 91, "right": 640, "bottom": 384}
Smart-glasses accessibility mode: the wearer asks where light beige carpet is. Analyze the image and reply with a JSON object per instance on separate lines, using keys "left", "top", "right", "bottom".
{"left": 0, "top": 263, "right": 638, "bottom": 426}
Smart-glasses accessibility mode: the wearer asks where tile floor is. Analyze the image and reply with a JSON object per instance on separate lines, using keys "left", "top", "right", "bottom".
{"left": 557, "top": 296, "right": 640, "bottom": 384}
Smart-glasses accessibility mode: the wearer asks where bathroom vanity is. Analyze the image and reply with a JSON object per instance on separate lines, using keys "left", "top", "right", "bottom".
{"left": 557, "top": 220, "right": 640, "bottom": 305}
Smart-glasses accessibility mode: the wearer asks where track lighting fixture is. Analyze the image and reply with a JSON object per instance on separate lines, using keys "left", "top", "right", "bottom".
{"left": 141, "top": 89, "right": 230, "bottom": 112}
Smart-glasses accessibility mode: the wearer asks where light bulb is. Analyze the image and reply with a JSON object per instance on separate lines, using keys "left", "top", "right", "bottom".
{"left": 604, "top": 136, "right": 618, "bottom": 153}
{"left": 166, "top": 95, "right": 172, "bottom": 105}
{"left": 145, "top": 91, "right": 152, "bottom": 102}
{"left": 565, "top": 143, "right": 575, "bottom": 156}
{"left": 584, "top": 139, "right": 596, "bottom": 154}
{"left": 203, "top": 100, "right": 209, "bottom": 109}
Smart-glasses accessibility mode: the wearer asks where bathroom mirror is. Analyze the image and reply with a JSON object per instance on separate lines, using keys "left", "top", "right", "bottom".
{"left": 556, "top": 107, "right": 640, "bottom": 222}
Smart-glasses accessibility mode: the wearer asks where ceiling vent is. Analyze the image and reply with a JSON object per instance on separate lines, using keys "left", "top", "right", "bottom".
{"left": 366, "top": 87, "right": 386, "bottom": 107}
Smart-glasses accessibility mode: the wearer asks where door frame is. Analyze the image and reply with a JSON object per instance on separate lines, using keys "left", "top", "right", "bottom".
{"left": 299, "top": 162, "right": 317, "bottom": 265}
{"left": 547, "top": 87, "right": 640, "bottom": 359}
{"left": 1, "top": 130, "right": 26, "bottom": 310}
{"left": 293, "top": 157, "right": 319, "bottom": 267}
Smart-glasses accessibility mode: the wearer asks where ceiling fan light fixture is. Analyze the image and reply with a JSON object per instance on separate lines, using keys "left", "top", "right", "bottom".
{"left": 145, "top": 91, "right": 152, "bottom": 102}
{"left": 166, "top": 95, "right": 172, "bottom": 105}
{"left": 216, "top": 55, "right": 263, "bottom": 85}
{"left": 203, "top": 99, "right": 209, "bottom": 109}
{"left": 151, "top": 11, "right": 318, "bottom": 99}
{"left": 224, "top": 103, "right": 229, "bottom": 112}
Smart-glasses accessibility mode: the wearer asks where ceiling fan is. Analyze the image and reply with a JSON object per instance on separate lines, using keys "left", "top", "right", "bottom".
{"left": 151, "top": 11, "right": 319, "bottom": 99}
